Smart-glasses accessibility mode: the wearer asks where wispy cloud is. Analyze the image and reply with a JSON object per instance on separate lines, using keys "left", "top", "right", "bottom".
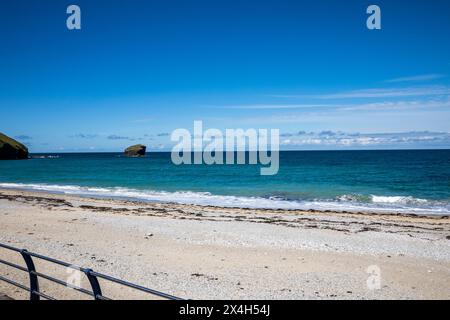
{"left": 216, "top": 97, "right": 450, "bottom": 113}
{"left": 68, "top": 133, "right": 154, "bottom": 141}
{"left": 280, "top": 131, "right": 450, "bottom": 148}
{"left": 107, "top": 134, "right": 135, "bottom": 141}
{"left": 272, "top": 86, "right": 450, "bottom": 99}
{"left": 313, "top": 86, "right": 450, "bottom": 99}
{"left": 69, "top": 133, "right": 98, "bottom": 139}
{"left": 218, "top": 104, "right": 334, "bottom": 110}
{"left": 14, "top": 135, "right": 32, "bottom": 140}
{"left": 147, "top": 143, "right": 167, "bottom": 150}
{"left": 339, "top": 98, "right": 450, "bottom": 112}
{"left": 385, "top": 74, "right": 445, "bottom": 83}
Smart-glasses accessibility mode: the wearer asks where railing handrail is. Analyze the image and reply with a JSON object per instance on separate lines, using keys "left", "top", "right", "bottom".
{"left": 0, "top": 242, "right": 183, "bottom": 300}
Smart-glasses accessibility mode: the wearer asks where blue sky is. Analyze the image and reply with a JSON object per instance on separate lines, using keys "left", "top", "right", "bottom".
{"left": 1, "top": 0, "right": 450, "bottom": 152}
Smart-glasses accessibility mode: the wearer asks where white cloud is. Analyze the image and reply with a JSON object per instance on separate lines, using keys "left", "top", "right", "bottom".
{"left": 218, "top": 104, "right": 334, "bottom": 109}
{"left": 340, "top": 98, "right": 450, "bottom": 112}
{"left": 279, "top": 131, "right": 450, "bottom": 148}
{"left": 385, "top": 74, "right": 445, "bottom": 83}
{"left": 272, "top": 86, "right": 450, "bottom": 99}
{"left": 215, "top": 97, "right": 450, "bottom": 112}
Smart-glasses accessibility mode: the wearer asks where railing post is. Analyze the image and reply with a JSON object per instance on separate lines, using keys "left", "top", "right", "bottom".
{"left": 84, "top": 269, "right": 102, "bottom": 300}
{"left": 20, "top": 249, "right": 40, "bottom": 300}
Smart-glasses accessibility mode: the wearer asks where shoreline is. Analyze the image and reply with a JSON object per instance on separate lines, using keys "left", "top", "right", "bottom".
{"left": 0, "top": 186, "right": 449, "bottom": 221}
{"left": 1, "top": 187, "right": 449, "bottom": 299}
{"left": 0, "top": 184, "right": 449, "bottom": 217}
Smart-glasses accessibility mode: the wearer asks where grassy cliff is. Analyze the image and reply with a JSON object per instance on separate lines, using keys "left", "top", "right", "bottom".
{"left": 0, "top": 133, "right": 29, "bottom": 160}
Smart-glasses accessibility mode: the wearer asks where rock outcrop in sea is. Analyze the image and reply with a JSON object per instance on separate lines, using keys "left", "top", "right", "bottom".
{"left": 124, "top": 144, "right": 146, "bottom": 157}
{"left": 0, "top": 133, "right": 29, "bottom": 160}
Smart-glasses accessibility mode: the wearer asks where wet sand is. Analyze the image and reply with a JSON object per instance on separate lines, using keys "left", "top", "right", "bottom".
{"left": 0, "top": 188, "right": 449, "bottom": 300}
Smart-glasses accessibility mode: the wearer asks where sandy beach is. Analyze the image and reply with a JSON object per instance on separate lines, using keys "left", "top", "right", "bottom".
{"left": 0, "top": 187, "right": 449, "bottom": 300}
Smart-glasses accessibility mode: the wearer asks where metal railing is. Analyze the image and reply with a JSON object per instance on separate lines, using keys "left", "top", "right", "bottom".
{"left": 0, "top": 242, "right": 183, "bottom": 300}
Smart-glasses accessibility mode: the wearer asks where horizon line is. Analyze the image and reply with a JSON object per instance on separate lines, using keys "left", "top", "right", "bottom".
{"left": 28, "top": 148, "right": 450, "bottom": 154}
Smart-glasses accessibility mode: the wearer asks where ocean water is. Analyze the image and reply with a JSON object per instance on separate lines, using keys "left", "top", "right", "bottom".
{"left": 0, "top": 150, "right": 449, "bottom": 215}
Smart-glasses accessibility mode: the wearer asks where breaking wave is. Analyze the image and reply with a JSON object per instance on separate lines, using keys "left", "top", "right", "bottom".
{"left": 0, "top": 182, "right": 449, "bottom": 215}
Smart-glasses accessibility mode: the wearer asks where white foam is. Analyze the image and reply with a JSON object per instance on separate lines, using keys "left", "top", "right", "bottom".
{"left": 0, "top": 182, "right": 448, "bottom": 215}
{"left": 371, "top": 195, "right": 428, "bottom": 204}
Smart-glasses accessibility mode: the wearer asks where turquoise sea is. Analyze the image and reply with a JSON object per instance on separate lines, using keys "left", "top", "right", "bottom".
{"left": 1, "top": 150, "right": 450, "bottom": 215}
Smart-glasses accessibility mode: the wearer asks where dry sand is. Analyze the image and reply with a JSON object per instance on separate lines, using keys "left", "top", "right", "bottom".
{"left": 0, "top": 188, "right": 449, "bottom": 300}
